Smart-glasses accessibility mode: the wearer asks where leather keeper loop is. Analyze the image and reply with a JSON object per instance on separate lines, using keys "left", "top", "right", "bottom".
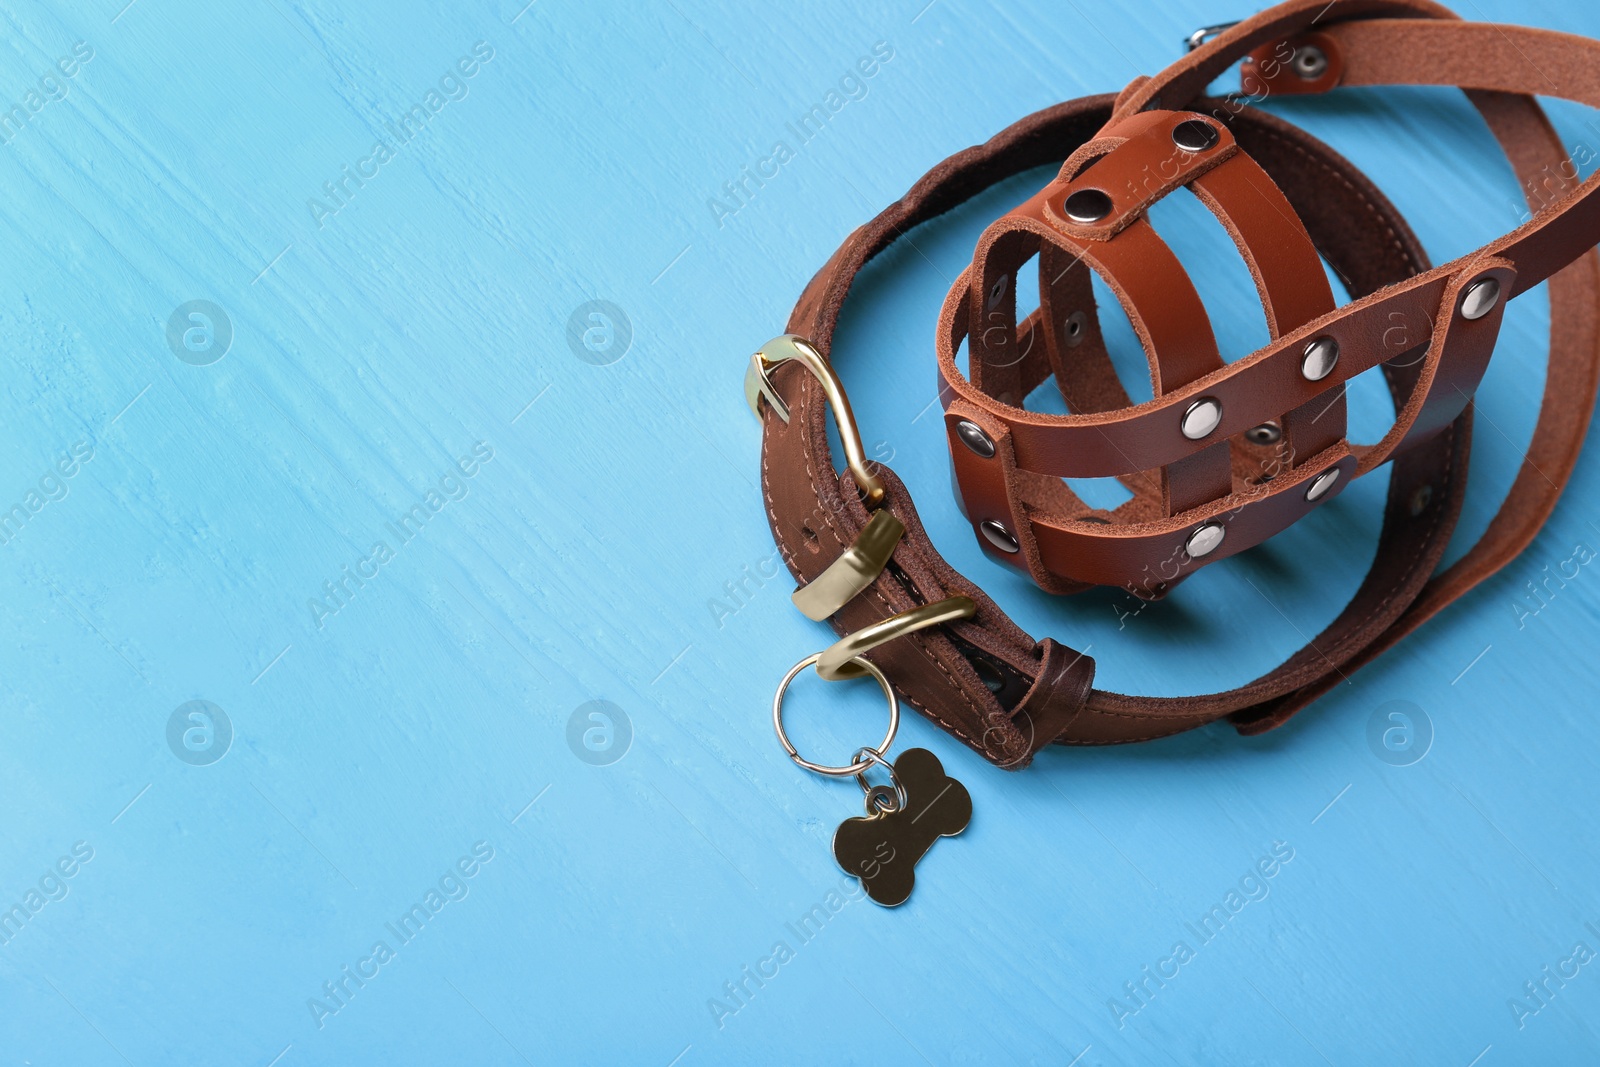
{"left": 1361, "top": 259, "right": 1517, "bottom": 469}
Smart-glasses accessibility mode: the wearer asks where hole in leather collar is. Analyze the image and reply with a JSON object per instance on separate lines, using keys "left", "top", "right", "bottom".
{"left": 798, "top": 522, "right": 822, "bottom": 553}
{"left": 1409, "top": 484, "right": 1433, "bottom": 517}
{"left": 951, "top": 639, "right": 1031, "bottom": 709}
{"left": 970, "top": 656, "right": 1007, "bottom": 694}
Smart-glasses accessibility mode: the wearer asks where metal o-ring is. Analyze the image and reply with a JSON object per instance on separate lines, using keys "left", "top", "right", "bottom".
{"left": 852, "top": 747, "right": 910, "bottom": 815}
{"left": 772, "top": 652, "right": 899, "bottom": 778}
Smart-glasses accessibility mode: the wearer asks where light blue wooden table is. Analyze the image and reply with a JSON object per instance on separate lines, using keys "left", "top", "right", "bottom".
{"left": 3, "top": 0, "right": 1600, "bottom": 1062}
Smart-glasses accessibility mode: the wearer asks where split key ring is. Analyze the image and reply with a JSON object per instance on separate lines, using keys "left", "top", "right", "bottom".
{"left": 771, "top": 652, "right": 899, "bottom": 777}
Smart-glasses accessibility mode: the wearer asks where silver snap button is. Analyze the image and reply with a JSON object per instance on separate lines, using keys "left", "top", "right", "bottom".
{"left": 1171, "top": 118, "right": 1220, "bottom": 153}
{"left": 979, "top": 519, "right": 1020, "bottom": 554}
{"left": 1301, "top": 336, "right": 1339, "bottom": 381}
{"left": 1063, "top": 188, "right": 1113, "bottom": 223}
{"left": 1305, "top": 467, "right": 1341, "bottom": 502}
{"left": 1184, "top": 522, "right": 1225, "bottom": 559}
{"left": 1181, "top": 397, "right": 1223, "bottom": 440}
{"left": 1293, "top": 45, "right": 1328, "bottom": 79}
{"left": 955, "top": 419, "right": 996, "bottom": 458}
{"left": 1460, "top": 277, "right": 1501, "bottom": 321}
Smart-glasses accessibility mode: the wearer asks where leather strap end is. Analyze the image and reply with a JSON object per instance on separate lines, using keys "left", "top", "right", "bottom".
{"left": 1243, "top": 31, "right": 1345, "bottom": 97}
{"left": 1005, "top": 638, "right": 1096, "bottom": 766}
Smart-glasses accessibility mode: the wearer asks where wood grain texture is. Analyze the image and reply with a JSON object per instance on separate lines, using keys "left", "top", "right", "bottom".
{"left": 0, "top": 0, "right": 1598, "bottom": 1062}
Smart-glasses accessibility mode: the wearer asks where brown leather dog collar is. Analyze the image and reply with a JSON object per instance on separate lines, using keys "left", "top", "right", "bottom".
{"left": 752, "top": 0, "right": 1600, "bottom": 769}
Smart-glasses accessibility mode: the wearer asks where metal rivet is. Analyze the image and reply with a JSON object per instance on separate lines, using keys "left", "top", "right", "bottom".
{"left": 955, "top": 419, "right": 996, "bottom": 459}
{"left": 1245, "top": 422, "right": 1281, "bottom": 445}
{"left": 987, "top": 274, "right": 1009, "bottom": 309}
{"left": 1301, "top": 336, "right": 1339, "bottom": 381}
{"left": 1181, "top": 397, "right": 1223, "bottom": 440}
{"left": 1293, "top": 45, "right": 1328, "bottom": 80}
{"left": 1460, "top": 277, "right": 1501, "bottom": 320}
{"left": 1171, "top": 118, "right": 1220, "bottom": 153}
{"left": 1305, "top": 467, "right": 1341, "bottom": 502}
{"left": 1063, "top": 188, "right": 1113, "bottom": 224}
{"left": 979, "top": 519, "right": 1020, "bottom": 554}
{"left": 1064, "top": 310, "right": 1088, "bottom": 348}
{"left": 1184, "top": 522, "right": 1225, "bottom": 559}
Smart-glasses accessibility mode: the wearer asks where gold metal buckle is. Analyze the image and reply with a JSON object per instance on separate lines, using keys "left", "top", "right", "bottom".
{"left": 815, "top": 596, "right": 978, "bottom": 681}
{"left": 745, "top": 334, "right": 887, "bottom": 509}
{"left": 791, "top": 509, "right": 905, "bottom": 621}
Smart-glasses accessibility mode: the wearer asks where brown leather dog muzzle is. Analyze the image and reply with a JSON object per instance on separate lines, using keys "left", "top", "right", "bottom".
{"left": 751, "top": 0, "right": 1600, "bottom": 769}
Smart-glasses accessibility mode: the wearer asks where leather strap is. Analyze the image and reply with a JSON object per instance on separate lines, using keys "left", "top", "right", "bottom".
{"left": 1120, "top": 0, "right": 1600, "bottom": 733}
{"left": 756, "top": 1, "right": 1600, "bottom": 766}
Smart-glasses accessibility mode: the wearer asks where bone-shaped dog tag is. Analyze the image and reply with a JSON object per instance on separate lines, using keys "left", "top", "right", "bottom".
{"left": 832, "top": 748, "right": 971, "bottom": 906}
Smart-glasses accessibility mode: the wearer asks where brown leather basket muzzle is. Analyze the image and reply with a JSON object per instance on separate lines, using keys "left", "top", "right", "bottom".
{"left": 754, "top": 0, "right": 1600, "bottom": 769}
{"left": 938, "top": 100, "right": 1506, "bottom": 600}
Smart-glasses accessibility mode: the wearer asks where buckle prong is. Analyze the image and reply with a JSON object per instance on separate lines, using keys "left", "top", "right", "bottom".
{"left": 744, "top": 334, "right": 887, "bottom": 509}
